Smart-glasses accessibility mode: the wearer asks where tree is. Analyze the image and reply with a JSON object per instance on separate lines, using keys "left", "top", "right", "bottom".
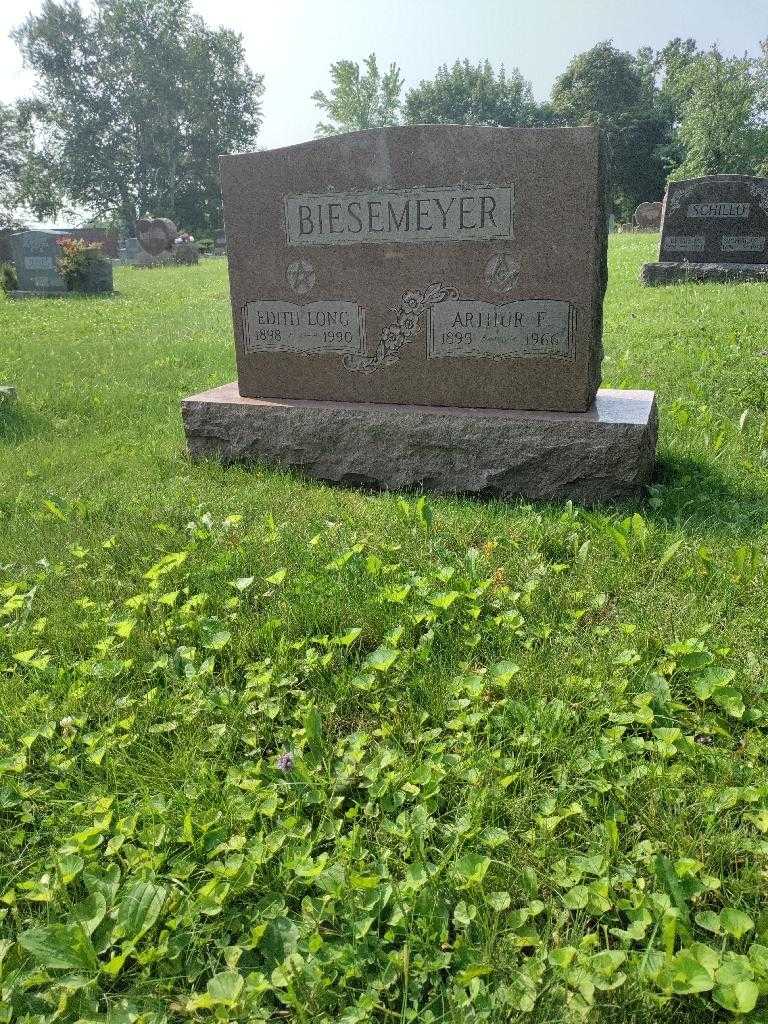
{"left": 552, "top": 41, "right": 670, "bottom": 219}
{"left": 12, "top": 0, "right": 263, "bottom": 234}
{"left": 404, "top": 60, "right": 540, "bottom": 127}
{"left": 0, "top": 103, "right": 29, "bottom": 229}
{"left": 669, "top": 48, "right": 766, "bottom": 180}
{"left": 312, "top": 54, "right": 403, "bottom": 136}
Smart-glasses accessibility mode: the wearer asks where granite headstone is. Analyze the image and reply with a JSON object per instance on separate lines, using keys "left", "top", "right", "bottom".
{"left": 220, "top": 125, "right": 608, "bottom": 413}
{"left": 634, "top": 202, "right": 662, "bottom": 232}
{"left": 182, "top": 126, "right": 657, "bottom": 503}
{"left": 121, "top": 237, "right": 142, "bottom": 264}
{"left": 137, "top": 218, "right": 177, "bottom": 256}
{"left": 10, "top": 230, "right": 67, "bottom": 295}
{"left": 660, "top": 175, "right": 767, "bottom": 263}
{"left": 643, "top": 175, "right": 768, "bottom": 284}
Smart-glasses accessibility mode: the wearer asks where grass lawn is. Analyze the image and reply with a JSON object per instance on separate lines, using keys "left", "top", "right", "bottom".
{"left": 1, "top": 234, "right": 768, "bottom": 1022}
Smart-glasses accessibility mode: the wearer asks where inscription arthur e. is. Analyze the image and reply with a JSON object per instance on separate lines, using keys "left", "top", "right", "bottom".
{"left": 284, "top": 185, "right": 514, "bottom": 246}
{"left": 428, "top": 300, "right": 576, "bottom": 360}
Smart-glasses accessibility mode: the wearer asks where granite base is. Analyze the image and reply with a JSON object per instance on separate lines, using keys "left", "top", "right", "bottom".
{"left": 8, "top": 290, "right": 67, "bottom": 299}
{"left": 181, "top": 383, "right": 658, "bottom": 504}
{"left": 641, "top": 261, "right": 768, "bottom": 286}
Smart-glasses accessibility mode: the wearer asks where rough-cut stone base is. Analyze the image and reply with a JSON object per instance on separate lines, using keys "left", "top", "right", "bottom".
{"left": 641, "top": 261, "right": 768, "bottom": 286}
{"left": 8, "top": 289, "right": 67, "bottom": 299}
{"left": 182, "top": 383, "right": 658, "bottom": 504}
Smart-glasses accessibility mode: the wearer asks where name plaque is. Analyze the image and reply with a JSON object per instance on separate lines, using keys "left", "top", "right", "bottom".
{"left": 687, "top": 202, "right": 750, "bottom": 219}
{"left": 243, "top": 300, "right": 366, "bottom": 357}
{"left": 428, "top": 300, "right": 575, "bottom": 360}
{"left": 24, "top": 256, "right": 55, "bottom": 270}
{"left": 721, "top": 236, "right": 766, "bottom": 253}
{"left": 663, "top": 236, "right": 706, "bottom": 253}
{"left": 284, "top": 186, "right": 514, "bottom": 246}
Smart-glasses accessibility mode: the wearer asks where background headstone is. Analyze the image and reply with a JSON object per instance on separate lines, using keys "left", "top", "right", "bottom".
{"left": 220, "top": 125, "right": 608, "bottom": 412}
{"left": 0, "top": 229, "right": 13, "bottom": 264}
{"left": 172, "top": 240, "right": 200, "bottom": 265}
{"left": 633, "top": 201, "right": 662, "bottom": 232}
{"left": 120, "top": 237, "right": 142, "bottom": 264}
{"left": 10, "top": 230, "right": 67, "bottom": 295}
{"left": 658, "top": 175, "right": 768, "bottom": 264}
{"left": 213, "top": 228, "right": 227, "bottom": 255}
{"left": 136, "top": 217, "right": 177, "bottom": 255}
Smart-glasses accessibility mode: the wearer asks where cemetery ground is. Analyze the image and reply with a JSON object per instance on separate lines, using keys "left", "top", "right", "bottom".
{"left": 1, "top": 234, "right": 768, "bottom": 1023}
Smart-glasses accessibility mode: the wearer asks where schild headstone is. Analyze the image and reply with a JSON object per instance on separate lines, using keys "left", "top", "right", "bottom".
{"left": 182, "top": 126, "right": 657, "bottom": 503}
{"left": 642, "top": 175, "right": 768, "bottom": 285}
{"left": 10, "top": 230, "right": 67, "bottom": 295}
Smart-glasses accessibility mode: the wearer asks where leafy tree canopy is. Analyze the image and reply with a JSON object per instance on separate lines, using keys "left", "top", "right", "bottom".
{"left": 12, "top": 0, "right": 264, "bottom": 234}
{"left": 312, "top": 54, "right": 403, "bottom": 136}
{"left": 668, "top": 47, "right": 767, "bottom": 180}
{"left": 404, "top": 60, "right": 541, "bottom": 127}
{"left": 552, "top": 41, "right": 671, "bottom": 219}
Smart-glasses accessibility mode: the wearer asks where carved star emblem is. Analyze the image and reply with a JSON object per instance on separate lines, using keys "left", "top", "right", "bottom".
{"left": 286, "top": 259, "right": 315, "bottom": 295}
{"left": 485, "top": 254, "right": 520, "bottom": 293}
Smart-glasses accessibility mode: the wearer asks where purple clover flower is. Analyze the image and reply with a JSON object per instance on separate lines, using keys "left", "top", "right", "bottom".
{"left": 277, "top": 752, "right": 294, "bottom": 773}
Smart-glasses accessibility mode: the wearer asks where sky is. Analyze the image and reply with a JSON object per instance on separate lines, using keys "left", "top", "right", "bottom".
{"left": 1, "top": 0, "right": 766, "bottom": 151}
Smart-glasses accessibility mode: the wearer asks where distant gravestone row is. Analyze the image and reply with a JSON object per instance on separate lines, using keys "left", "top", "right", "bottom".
{"left": 642, "top": 174, "right": 768, "bottom": 285}
{"left": 181, "top": 125, "right": 658, "bottom": 504}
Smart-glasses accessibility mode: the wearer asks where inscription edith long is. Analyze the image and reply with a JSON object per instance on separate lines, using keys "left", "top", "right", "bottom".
{"left": 284, "top": 186, "right": 514, "bottom": 246}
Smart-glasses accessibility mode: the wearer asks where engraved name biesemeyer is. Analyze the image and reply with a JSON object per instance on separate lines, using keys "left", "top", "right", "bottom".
{"left": 284, "top": 186, "right": 514, "bottom": 245}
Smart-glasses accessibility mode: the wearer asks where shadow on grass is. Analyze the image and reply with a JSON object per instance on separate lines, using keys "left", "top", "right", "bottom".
{"left": 649, "top": 453, "right": 768, "bottom": 538}
{"left": 0, "top": 401, "right": 43, "bottom": 445}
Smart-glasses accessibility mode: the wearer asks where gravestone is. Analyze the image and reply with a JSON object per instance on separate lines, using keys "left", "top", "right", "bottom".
{"left": 121, "top": 237, "right": 142, "bottom": 264}
{"left": 137, "top": 217, "right": 177, "bottom": 255}
{"left": 642, "top": 175, "right": 768, "bottom": 285}
{"left": 182, "top": 126, "right": 657, "bottom": 503}
{"left": 0, "top": 229, "right": 13, "bottom": 264}
{"left": 634, "top": 202, "right": 662, "bottom": 232}
{"left": 9, "top": 230, "right": 67, "bottom": 296}
{"left": 213, "top": 228, "right": 227, "bottom": 255}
